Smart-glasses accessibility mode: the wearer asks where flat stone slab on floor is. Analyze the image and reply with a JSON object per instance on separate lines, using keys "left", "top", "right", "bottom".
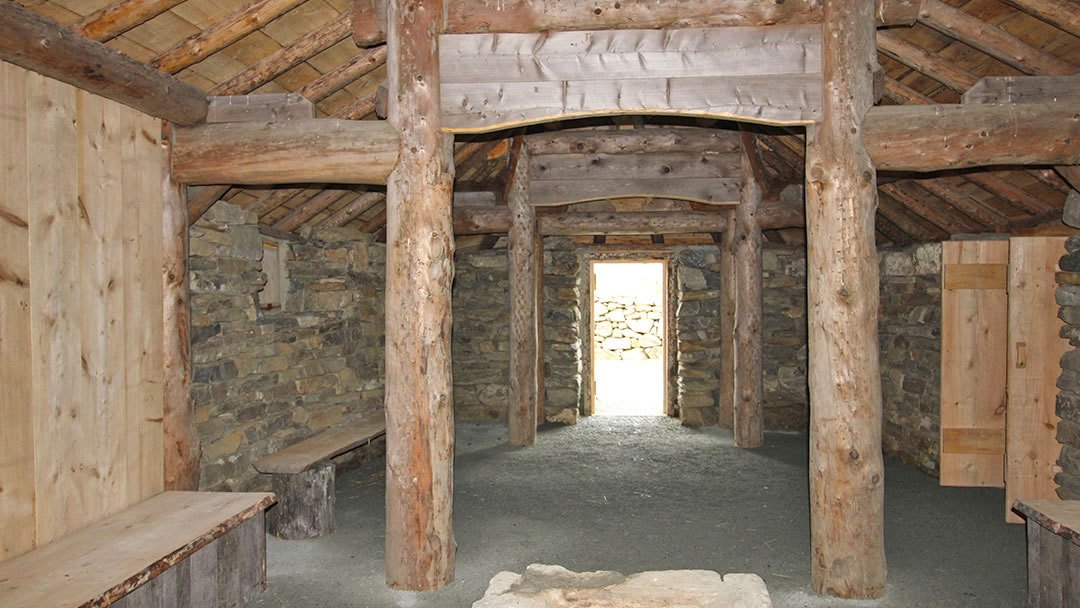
{"left": 474, "top": 563, "right": 772, "bottom": 607}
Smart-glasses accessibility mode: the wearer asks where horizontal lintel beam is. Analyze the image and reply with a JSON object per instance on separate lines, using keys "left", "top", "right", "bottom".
{"left": 863, "top": 102, "right": 1080, "bottom": 172}
{"left": 170, "top": 119, "right": 399, "bottom": 185}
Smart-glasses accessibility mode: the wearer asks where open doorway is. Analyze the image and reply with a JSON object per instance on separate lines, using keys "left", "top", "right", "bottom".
{"left": 590, "top": 261, "right": 667, "bottom": 416}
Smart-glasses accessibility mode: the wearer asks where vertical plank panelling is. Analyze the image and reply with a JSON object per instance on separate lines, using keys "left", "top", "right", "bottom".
{"left": 133, "top": 109, "right": 165, "bottom": 498}
{"left": 0, "top": 61, "right": 166, "bottom": 559}
{"left": 77, "top": 91, "right": 125, "bottom": 518}
{"left": 940, "top": 240, "right": 1009, "bottom": 487}
{"left": 121, "top": 104, "right": 166, "bottom": 502}
{"left": 27, "top": 71, "right": 83, "bottom": 546}
{"left": 1007, "top": 237, "right": 1067, "bottom": 523}
{"left": 0, "top": 62, "right": 35, "bottom": 561}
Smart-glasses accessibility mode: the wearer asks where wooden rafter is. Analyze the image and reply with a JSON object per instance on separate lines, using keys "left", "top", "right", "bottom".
{"left": 879, "top": 182, "right": 981, "bottom": 234}
{"left": 151, "top": 0, "right": 309, "bottom": 74}
{"left": 316, "top": 192, "right": 385, "bottom": 229}
{"left": 271, "top": 188, "right": 353, "bottom": 232}
{"left": 966, "top": 172, "right": 1058, "bottom": 216}
{"left": 915, "top": 178, "right": 1010, "bottom": 231}
{"left": 916, "top": 0, "right": 1077, "bottom": 76}
{"left": 877, "top": 30, "right": 980, "bottom": 92}
{"left": 296, "top": 46, "right": 388, "bottom": 104}
{"left": 0, "top": 3, "right": 207, "bottom": 125}
{"left": 999, "top": 0, "right": 1080, "bottom": 39}
{"left": 210, "top": 13, "right": 354, "bottom": 96}
{"left": 72, "top": 0, "right": 185, "bottom": 42}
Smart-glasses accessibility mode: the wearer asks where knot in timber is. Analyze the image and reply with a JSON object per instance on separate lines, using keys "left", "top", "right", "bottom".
{"left": 849, "top": 448, "right": 860, "bottom": 462}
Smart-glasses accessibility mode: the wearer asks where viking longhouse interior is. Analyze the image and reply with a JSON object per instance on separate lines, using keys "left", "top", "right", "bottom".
{"left": 2, "top": 0, "right": 1080, "bottom": 606}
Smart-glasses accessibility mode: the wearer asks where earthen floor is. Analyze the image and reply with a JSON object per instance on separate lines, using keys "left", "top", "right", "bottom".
{"left": 254, "top": 416, "right": 1025, "bottom": 607}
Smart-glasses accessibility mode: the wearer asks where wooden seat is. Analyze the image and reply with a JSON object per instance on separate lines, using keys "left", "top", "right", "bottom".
{"left": 1014, "top": 499, "right": 1080, "bottom": 608}
{"left": 0, "top": 491, "right": 274, "bottom": 608}
{"left": 253, "top": 409, "right": 385, "bottom": 539}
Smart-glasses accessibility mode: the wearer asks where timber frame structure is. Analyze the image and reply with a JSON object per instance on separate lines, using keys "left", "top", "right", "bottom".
{"left": 2, "top": 0, "right": 1079, "bottom": 599}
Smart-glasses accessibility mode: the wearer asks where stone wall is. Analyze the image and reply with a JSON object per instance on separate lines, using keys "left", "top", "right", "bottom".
{"left": 543, "top": 238, "right": 585, "bottom": 422}
{"left": 594, "top": 296, "right": 664, "bottom": 361}
{"left": 1056, "top": 235, "right": 1080, "bottom": 499}
{"left": 190, "top": 202, "right": 385, "bottom": 492}
{"left": 878, "top": 243, "right": 943, "bottom": 476}
{"left": 452, "top": 249, "right": 510, "bottom": 420}
{"left": 674, "top": 245, "right": 808, "bottom": 428}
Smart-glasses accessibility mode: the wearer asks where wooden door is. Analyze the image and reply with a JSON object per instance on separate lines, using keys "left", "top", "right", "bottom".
{"left": 1006, "top": 237, "right": 1067, "bottom": 522}
{"left": 940, "top": 240, "right": 1009, "bottom": 487}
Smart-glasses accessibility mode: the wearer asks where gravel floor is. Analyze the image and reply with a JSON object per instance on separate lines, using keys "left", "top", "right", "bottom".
{"left": 254, "top": 416, "right": 1026, "bottom": 608}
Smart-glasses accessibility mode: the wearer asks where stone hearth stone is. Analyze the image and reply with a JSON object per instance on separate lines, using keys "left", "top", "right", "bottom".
{"left": 473, "top": 563, "right": 772, "bottom": 607}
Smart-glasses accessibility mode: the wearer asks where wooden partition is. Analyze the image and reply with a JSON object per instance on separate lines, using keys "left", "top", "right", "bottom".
{"left": 0, "top": 61, "right": 165, "bottom": 561}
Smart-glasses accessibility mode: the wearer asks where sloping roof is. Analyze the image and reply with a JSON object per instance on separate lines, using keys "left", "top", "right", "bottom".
{"left": 18, "top": 0, "right": 1080, "bottom": 244}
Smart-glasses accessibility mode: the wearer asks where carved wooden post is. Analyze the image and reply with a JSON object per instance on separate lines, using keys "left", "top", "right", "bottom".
{"left": 805, "top": 0, "right": 887, "bottom": 598}
{"left": 508, "top": 145, "right": 538, "bottom": 445}
{"left": 383, "top": 0, "right": 456, "bottom": 590}
{"left": 734, "top": 133, "right": 764, "bottom": 447}
{"left": 162, "top": 128, "right": 199, "bottom": 491}
{"left": 718, "top": 211, "right": 736, "bottom": 429}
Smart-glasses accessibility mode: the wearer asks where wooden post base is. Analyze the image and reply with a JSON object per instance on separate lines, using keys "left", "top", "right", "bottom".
{"left": 267, "top": 461, "right": 335, "bottom": 540}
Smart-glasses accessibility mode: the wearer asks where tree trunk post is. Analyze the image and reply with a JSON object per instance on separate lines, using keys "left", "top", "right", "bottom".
{"left": 162, "top": 127, "right": 199, "bottom": 491}
{"left": 508, "top": 145, "right": 539, "bottom": 446}
{"left": 718, "top": 210, "right": 736, "bottom": 430}
{"left": 805, "top": 0, "right": 887, "bottom": 598}
{"left": 267, "top": 462, "right": 335, "bottom": 539}
{"left": 383, "top": 0, "right": 456, "bottom": 590}
{"left": 734, "top": 133, "right": 764, "bottom": 447}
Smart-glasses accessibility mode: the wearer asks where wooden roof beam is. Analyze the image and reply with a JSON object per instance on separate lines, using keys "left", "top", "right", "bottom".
{"left": 915, "top": 178, "right": 1010, "bottom": 231}
{"left": 0, "top": 2, "right": 208, "bottom": 125}
{"left": 879, "top": 182, "right": 982, "bottom": 233}
{"left": 210, "top": 13, "right": 354, "bottom": 96}
{"left": 72, "top": 0, "right": 184, "bottom": 42}
{"left": 170, "top": 119, "right": 399, "bottom": 185}
{"left": 876, "top": 30, "right": 980, "bottom": 92}
{"left": 152, "top": 0, "right": 309, "bottom": 74}
{"left": 453, "top": 202, "right": 803, "bottom": 235}
{"left": 877, "top": 193, "right": 947, "bottom": 241}
{"left": 271, "top": 188, "right": 354, "bottom": 232}
{"left": 916, "top": 0, "right": 1078, "bottom": 76}
{"left": 296, "top": 46, "right": 387, "bottom": 103}
{"left": 352, "top": 0, "right": 920, "bottom": 45}
{"left": 316, "top": 192, "right": 385, "bottom": 229}
{"left": 862, "top": 102, "right": 1080, "bottom": 171}
{"left": 966, "top": 172, "right": 1058, "bottom": 216}
{"left": 998, "top": 0, "right": 1080, "bottom": 39}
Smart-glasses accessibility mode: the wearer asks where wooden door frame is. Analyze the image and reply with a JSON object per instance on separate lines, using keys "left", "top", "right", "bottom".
{"left": 583, "top": 254, "right": 675, "bottom": 417}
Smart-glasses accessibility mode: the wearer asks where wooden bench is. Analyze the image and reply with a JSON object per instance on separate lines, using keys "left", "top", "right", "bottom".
{"left": 253, "top": 409, "right": 386, "bottom": 539}
{"left": 0, "top": 491, "right": 274, "bottom": 608}
{"left": 1014, "top": 499, "right": 1080, "bottom": 607}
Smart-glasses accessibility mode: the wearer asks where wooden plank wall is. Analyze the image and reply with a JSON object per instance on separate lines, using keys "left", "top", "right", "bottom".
{"left": 1007, "top": 237, "right": 1067, "bottom": 523}
{"left": 0, "top": 60, "right": 165, "bottom": 562}
{"left": 940, "top": 240, "right": 1009, "bottom": 487}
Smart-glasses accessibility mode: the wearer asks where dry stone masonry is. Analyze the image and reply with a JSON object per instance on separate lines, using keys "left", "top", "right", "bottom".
{"left": 879, "top": 242, "right": 943, "bottom": 476}
{"left": 594, "top": 296, "right": 664, "bottom": 361}
{"left": 190, "top": 202, "right": 385, "bottom": 491}
{"left": 1055, "top": 235, "right": 1080, "bottom": 499}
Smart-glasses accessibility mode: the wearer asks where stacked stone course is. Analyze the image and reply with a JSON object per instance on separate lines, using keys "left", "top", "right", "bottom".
{"left": 593, "top": 296, "right": 664, "bottom": 361}
{"left": 190, "top": 202, "right": 385, "bottom": 492}
{"left": 1055, "top": 235, "right": 1080, "bottom": 498}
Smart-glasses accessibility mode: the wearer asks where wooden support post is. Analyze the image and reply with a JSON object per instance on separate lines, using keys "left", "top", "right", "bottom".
{"left": 718, "top": 209, "right": 736, "bottom": 430}
{"left": 508, "top": 144, "right": 538, "bottom": 446}
{"left": 734, "top": 131, "right": 764, "bottom": 448}
{"left": 162, "top": 129, "right": 199, "bottom": 491}
{"left": 804, "top": 0, "right": 886, "bottom": 599}
{"left": 383, "top": 0, "right": 456, "bottom": 591}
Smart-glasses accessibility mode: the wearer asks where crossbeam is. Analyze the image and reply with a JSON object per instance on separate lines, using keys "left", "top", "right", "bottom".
{"left": 439, "top": 26, "right": 824, "bottom": 131}
{"left": 170, "top": 119, "right": 399, "bottom": 185}
{"left": 352, "top": 0, "right": 920, "bottom": 45}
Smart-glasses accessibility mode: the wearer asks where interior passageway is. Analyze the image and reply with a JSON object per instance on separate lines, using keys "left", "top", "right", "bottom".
{"left": 255, "top": 418, "right": 1025, "bottom": 608}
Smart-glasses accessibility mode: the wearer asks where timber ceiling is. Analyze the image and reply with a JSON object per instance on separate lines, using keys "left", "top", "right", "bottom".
{"left": 17, "top": 0, "right": 1080, "bottom": 247}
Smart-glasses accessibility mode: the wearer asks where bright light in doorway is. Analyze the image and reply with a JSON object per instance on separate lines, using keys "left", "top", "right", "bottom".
{"left": 592, "top": 262, "right": 665, "bottom": 416}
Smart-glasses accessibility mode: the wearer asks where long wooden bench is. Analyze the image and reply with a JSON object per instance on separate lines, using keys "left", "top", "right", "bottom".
{"left": 253, "top": 409, "right": 386, "bottom": 539}
{"left": 1014, "top": 499, "right": 1080, "bottom": 608}
{"left": 0, "top": 491, "right": 274, "bottom": 608}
